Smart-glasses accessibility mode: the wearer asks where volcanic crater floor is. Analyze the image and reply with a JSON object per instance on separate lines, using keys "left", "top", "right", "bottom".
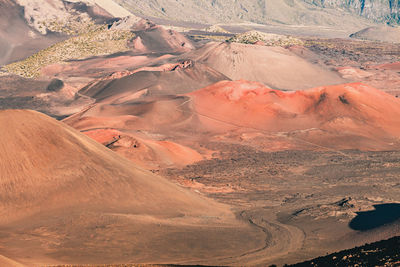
{"left": 162, "top": 143, "right": 400, "bottom": 265}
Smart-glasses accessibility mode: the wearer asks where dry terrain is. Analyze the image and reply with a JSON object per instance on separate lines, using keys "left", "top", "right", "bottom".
{"left": 0, "top": 110, "right": 263, "bottom": 266}
{"left": 1, "top": 2, "right": 400, "bottom": 266}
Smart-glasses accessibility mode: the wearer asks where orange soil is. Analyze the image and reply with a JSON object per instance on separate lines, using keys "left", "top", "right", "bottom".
{"left": 188, "top": 80, "right": 400, "bottom": 150}
{"left": 373, "top": 61, "right": 400, "bottom": 70}
{"left": 0, "top": 110, "right": 263, "bottom": 265}
{"left": 40, "top": 55, "right": 158, "bottom": 78}
{"left": 336, "top": 66, "right": 373, "bottom": 80}
{"left": 0, "top": 110, "right": 225, "bottom": 223}
{"left": 83, "top": 128, "right": 204, "bottom": 169}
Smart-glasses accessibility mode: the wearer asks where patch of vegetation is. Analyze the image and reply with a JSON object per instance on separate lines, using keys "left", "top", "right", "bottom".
{"left": 189, "top": 34, "right": 231, "bottom": 42}
{"left": 204, "top": 25, "right": 230, "bottom": 33}
{"left": 3, "top": 26, "right": 135, "bottom": 78}
{"left": 37, "top": 16, "right": 98, "bottom": 35}
{"left": 228, "top": 30, "right": 303, "bottom": 46}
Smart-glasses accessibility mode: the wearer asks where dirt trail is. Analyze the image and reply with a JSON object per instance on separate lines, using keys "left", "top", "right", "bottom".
{"left": 232, "top": 210, "right": 305, "bottom": 265}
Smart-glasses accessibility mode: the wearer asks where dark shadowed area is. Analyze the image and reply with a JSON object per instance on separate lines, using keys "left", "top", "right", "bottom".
{"left": 349, "top": 203, "right": 400, "bottom": 231}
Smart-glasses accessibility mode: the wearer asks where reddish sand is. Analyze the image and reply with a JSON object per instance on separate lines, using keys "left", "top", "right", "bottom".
{"left": 40, "top": 54, "right": 170, "bottom": 79}
{"left": 86, "top": 60, "right": 195, "bottom": 82}
{"left": 0, "top": 109, "right": 263, "bottom": 265}
{"left": 336, "top": 66, "right": 373, "bottom": 80}
{"left": 0, "top": 110, "right": 221, "bottom": 222}
{"left": 333, "top": 64, "right": 400, "bottom": 98}
{"left": 65, "top": 79, "right": 400, "bottom": 155}
{"left": 83, "top": 128, "right": 204, "bottom": 168}
{"left": 76, "top": 62, "right": 228, "bottom": 104}
{"left": 63, "top": 96, "right": 191, "bottom": 131}
{"left": 131, "top": 36, "right": 147, "bottom": 52}
{"left": 188, "top": 80, "right": 400, "bottom": 150}
{"left": 373, "top": 62, "right": 400, "bottom": 70}
{"left": 0, "top": 255, "right": 24, "bottom": 267}
{"left": 83, "top": 128, "right": 122, "bottom": 145}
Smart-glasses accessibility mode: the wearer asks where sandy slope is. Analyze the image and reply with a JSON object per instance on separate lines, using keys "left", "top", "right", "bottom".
{"left": 65, "top": 79, "right": 400, "bottom": 169}
{"left": 37, "top": 20, "right": 195, "bottom": 82}
{"left": 65, "top": 78, "right": 400, "bottom": 169}
{"left": 1, "top": 110, "right": 226, "bottom": 220}
{"left": 187, "top": 80, "right": 400, "bottom": 150}
{"left": 79, "top": 61, "right": 229, "bottom": 103}
{"left": 0, "top": 255, "right": 25, "bottom": 267}
{"left": 1, "top": 18, "right": 197, "bottom": 118}
{"left": 83, "top": 128, "right": 205, "bottom": 169}
{"left": 62, "top": 93, "right": 205, "bottom": 168}
{"left": 0, "top": 109, "right": 263, "bottom": 265}
{"left": 129, "top": 20, "right": 195, "bottom": 53}
{"left": 187, "top": 42, "right": 344, "bottom": 90}
{"left": 350, "top": 26, "right": 400, "bottom": 43}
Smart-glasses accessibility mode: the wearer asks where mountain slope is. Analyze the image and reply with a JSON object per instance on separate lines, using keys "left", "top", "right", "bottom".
{"left": 0, "top": 109, "right": 263, "bottom": 265}
{"left": 113, "top": 0, "right": 382, "bottom": 26}
{"left": 0, "top": 0, "right": 66, "bottom": 66}
{"left": 0, "top": 0, "right": 136, "bottom": 66}
{"left": 314, "top": 0, "right": 400, "bottom": 24}
{"left": 187, "top": 80, "right": 400, "bottom": 150}
{"left": 186, "top": 42, "right": 344, "bottom": 90}
{"left": 0, "top": 109, "right": 226, "bottom": 222}
{"left": 350, "top": 25, "right": 400, "bottom": 43}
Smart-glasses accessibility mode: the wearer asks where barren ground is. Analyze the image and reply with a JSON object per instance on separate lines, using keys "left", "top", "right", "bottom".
{"left": 163, "top": 143, "right": 400, "bottom": 265}
{"left": 1, "top": 13, "right": 400, "bottom": 266}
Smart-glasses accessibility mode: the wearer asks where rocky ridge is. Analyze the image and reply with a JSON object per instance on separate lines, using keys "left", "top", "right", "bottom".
{"left": 114, "top": 0, "right": 400, "bottom": 25}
